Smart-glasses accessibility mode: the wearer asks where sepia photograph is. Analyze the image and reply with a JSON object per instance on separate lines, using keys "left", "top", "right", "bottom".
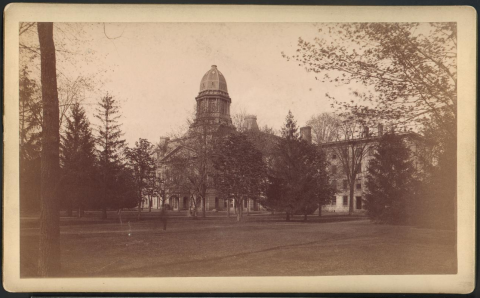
{"left": 3, "top": 4, "right": 476, "bottom": 293}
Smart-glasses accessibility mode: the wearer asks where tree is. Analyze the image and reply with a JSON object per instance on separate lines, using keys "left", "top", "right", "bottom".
{"left": 324, "top": 116, "right": 371, "bottom": 215}
{"left": 365, "top": 132, "right": 419, "bottom": 224}
{"left": 212, "top": 132, "right": 266, "bottom": 222}
{"left": 286, "top": 22, "right": 457, "bottom": 227}
{"left": 125, "top": 138, "right": 156, "bottom": 217}
{"left": 415, "top": 113, "right": 456, "bottom": 229}
{"left": 232, "top": 107, "right": 248, "bottom": 133}
{"left": 37, "top": 22, "right": 61, "bottom": 277}
{"left": 306, "top": 113, "right": 341, "bottom": 144}
{"left": 20, "top": 22, "right": 105, "bottom": 132}
{"left": 60, "top": 103, "right": 96, "bottom": 217}
{"left": 94, "top": 93, "right": 126, "bottom": 219}
{"left": 286, "top": 23, "right": 456, "bottom": 139}
{"left": 19, "top": 66, "right": 42, "bottom": 214}
{"left": 269, "top": 111, "right": 333, "bottom": 221}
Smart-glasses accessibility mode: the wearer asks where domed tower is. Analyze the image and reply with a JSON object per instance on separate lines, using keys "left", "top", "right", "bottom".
{"left": 191, "top": 65, "right": 233, "bottom": 128}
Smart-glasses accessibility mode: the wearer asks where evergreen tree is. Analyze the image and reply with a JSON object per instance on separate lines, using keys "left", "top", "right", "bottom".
{"left": 94, "top": 93, "right": 126, "bottom": 219}
{"left": 19, "top": 66, "right": 42, "bottom": 214}
{"left": 212, "top": 132, "right": 266, "bottom": 222}
{"left": 416, "top": 112, "right": 456, "bottom": 229}
{"left": 269, "top": 111, "right": 333, "bottom": 221}
{"left": 365, "top": 133, "right": 418, "bottom": 224}
{"left": 125, "top": 138, "right": 156, "bottom": 218}
{"left": 60, "top": 103, "right": 96, "bottom": 217}
{"left": 281, "top": 110, "right": 301, "bottom": 141}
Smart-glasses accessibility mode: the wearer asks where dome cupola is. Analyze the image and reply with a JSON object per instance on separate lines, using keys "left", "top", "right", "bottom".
{"left": 191, "top": 65, "right": 233, "bottom": 128}
{"left": 199, "top": 65, "right": 228, "bottom": 93}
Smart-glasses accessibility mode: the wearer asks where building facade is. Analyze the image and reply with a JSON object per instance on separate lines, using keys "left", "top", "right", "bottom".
{"left": 153, "top": 65, "right": 262, "bottom": 213}
{"left": 320, "top": 127, "right": 425, "bottom": 213}
{"left": 149, "top": 65, "right": 425, "bottom": 215}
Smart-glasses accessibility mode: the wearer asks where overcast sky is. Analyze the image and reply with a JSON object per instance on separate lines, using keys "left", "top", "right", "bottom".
{"left": 24, "top": 22, "right": 363, "bottom": 146}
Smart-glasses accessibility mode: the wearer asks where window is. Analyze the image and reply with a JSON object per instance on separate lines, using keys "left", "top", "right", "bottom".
{"left": 244, "top": 199, "right": 248, "bottom": 208}
{"left": 356, "top": 196, "right": 363, "bottom": 209}
{"left": 331, "top": 180, "right": 337, "bottom": 191}
{"left": 331, "top": 196, "right": 336, "bottom": 206}
{"left": 343, "top": 179, "right": 348, "bottom": 189}
{"left": 332, "top": 154, "right": 337, "bottom": 160}
{"left": 356, "top": 182, "right": 362, "bottom": 190}
{"left": 331, "top": 165, "right": 337, "bottom": 175}
{"left": 343, "top": 196, "right": 348, "bottom": 206}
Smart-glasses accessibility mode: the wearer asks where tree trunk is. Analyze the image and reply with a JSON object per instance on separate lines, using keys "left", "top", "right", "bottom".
{"left": 349, "top": 183, "right": 355, "bottom": 216}
{"left": 191, "top": 196, "right": 197, "bottom": 219}
{"left": 318, "top": 203, "right": 322, "bottom": 217}
{"left": 118, "top": 209, "right": 123, "bottom": 225}
{"left": 286, "top": 211, "right": 290, "bottom": 221}
{"left": 37, "top": 22, "right": 61, "bottom": 277}
{"left": 236, "top": 200, "right": 242, "bottom": 222}
{"left": 137, "top": 202, "right": 142, "bottom": 220}
{"left": 148, "top": 197, "right": 152, "bottom": 212}
{"left": 247, "top": 198, "right": 250, "bottom": 216}
{"left": 227, "top": 199, "right": 230, "bottom": 218}
{"left": 349, "top": 146, "right": 355, "bottom": 216}
{"left": 202, "top": 195, "right": 206, "bottom": 218}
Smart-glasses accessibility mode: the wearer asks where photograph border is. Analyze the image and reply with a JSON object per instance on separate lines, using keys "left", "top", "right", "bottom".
{"left": 3, "top": 4, "right": 476, "bottom": 293}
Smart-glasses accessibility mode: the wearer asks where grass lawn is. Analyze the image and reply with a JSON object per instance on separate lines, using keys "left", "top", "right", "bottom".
{"left": 20, "top": 210, "right": 457, "bottom": 277}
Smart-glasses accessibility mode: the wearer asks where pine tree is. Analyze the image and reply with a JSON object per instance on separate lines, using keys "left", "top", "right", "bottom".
{"left": 365, "top": 132, "right": 418, "bottom": 224}
{"left": 19, "top": 66, "right": 42, "bottom": 214}
{"left": 94, "top": 93, "right": 126, "bottom": 219}
{"left": 60, "top": 103, "right": 96, "bottom": 217}
{"left": 212, "top": 132, "right": 266, "bottom": 222}
{"left": 125, "top": 138, "right": 156, "bottom": 218}
{"left": 269, "top": 111, "right": 333, "bottom": 221}
{"left": 281, "top": 110, "right": 301, "bottom": 141}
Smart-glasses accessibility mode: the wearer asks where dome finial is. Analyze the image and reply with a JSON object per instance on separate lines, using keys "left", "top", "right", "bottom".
{"left": 199, "top": 65, "right": 228, "bottom": 93}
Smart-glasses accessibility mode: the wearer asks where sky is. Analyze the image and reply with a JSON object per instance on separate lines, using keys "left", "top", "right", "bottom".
{"left": 22, "top": 22, "right": 363, "bottom": 146}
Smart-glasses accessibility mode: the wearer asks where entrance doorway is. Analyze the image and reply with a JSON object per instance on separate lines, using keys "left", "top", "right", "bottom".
{"left": 356, "top": 196, "right": 362, "bottom": 209}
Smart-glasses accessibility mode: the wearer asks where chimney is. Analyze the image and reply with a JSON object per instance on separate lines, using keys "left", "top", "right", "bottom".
{"left": 158, "top": 137, "right": 170, "bottom": 156}
{"left": 378, "top": 124, "right": 383, "bottom": 137}
{"left": 245, "top": 115, "right": 259, "bottom": 131}
{"left": 300, "top": 126, "right": 312, "bottom": 144}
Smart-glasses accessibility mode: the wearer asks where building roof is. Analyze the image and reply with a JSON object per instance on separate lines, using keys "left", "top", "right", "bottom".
{"left": 320, "top": 131, "right": 423, "bottom": 148}
{"left": 199, "top": 65, "right": 228, "bottom": 93}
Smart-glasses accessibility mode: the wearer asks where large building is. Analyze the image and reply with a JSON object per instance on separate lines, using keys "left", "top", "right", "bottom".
{"left": 151, "top": 65, "right": 261, "bottom": 213}
{"left": 147, "top": 65, "right": 425, "bottom": 214}
{"left": 320, "top": 127, "right": 425, "bottom": 213}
